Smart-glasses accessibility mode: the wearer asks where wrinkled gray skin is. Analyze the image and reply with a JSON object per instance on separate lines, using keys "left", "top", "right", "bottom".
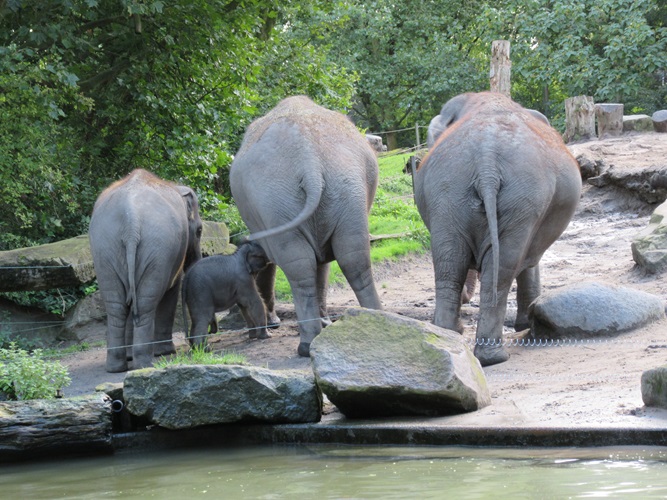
{"left": 415, "top": 92, "right": 581, "bottom": 367}
{"left": 181, "top": 240, "right": 272, "bottom": 349}
{"left": 89, "top": 169, "right": 203, "bottom": 373}
{"left": 230, "top": 96, "right": 383, "bottom": 357}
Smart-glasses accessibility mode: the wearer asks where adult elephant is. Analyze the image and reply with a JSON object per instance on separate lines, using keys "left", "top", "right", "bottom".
{"left": 89, "top": 169, "right": 203, "bottom": 372}
{"left": 230, "top": 96, "right": 383, "bottom": 357}
{"left": 415, "top": 92, "right": 581, "bottom": 366}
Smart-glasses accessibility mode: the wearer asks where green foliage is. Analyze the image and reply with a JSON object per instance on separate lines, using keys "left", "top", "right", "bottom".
{"left": 1, "top": 281, "right": 98, "bottom": 316}
{"left": 154, "top": 345, "right": 247, "bottom": 368}
{"left": 0, "top": 343, "right": 71, "bottom": 400}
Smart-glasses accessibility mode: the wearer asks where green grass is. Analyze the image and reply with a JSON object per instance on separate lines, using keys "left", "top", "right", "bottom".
{"left": 154, "top": 345, "right": 247, "bottom": 368}
{"left": 274, "top": 151, "right": 429, "bottom": 301}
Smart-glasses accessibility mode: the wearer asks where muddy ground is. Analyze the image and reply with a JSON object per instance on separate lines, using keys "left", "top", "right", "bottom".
{"left": 61, "top": 132, "right": 667, "bottom": 428}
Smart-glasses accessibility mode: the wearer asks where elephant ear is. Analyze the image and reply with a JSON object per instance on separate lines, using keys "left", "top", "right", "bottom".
{"left": 176, "top": 186, "right": 199, "bottom": 220}
{"left": 427, "top": 93, "right": 472, "bottom": 149}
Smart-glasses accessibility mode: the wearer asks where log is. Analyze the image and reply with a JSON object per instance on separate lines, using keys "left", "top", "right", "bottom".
{"left": 564, "top": 96, "right": 596, "bottom": 143}
{"left": 596, "top": 103, "right": 624, "bottom": 138}
{"left": 490, "top": 40, "right": 511, "bottom": 97}
{"left": 653, "top": 110, "right": 667, "bottom": 133}
{"left": 0, "top": 394, "right": 113, "bottom": 461}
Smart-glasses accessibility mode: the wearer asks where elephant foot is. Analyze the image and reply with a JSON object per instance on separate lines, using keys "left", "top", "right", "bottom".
{"left": 298, "top": 342, "right": 311, "bottom": 357}
{"left": 154, "top": 341, "right": 176, "bottom": 357}
{"left": 321, "top": 316, "right": 333, "bottom": 328}
{"left": 106, "top": 358, "right": 128, "bottom": 373}
{"left": 249, "top": 328, "right": 272, "bottom": 340}
{"left": 267, "top": 312, "right": 281, "bottom": 329}
{"left": 474, "top": 342, "right": 510, "bottom": 367}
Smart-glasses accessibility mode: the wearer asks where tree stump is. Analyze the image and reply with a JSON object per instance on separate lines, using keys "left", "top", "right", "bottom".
{"left": 490, "top": 40, "right": 511, "bottom": 97}
{"left": 564, "top": 96, "right": 596, "bottom": 143}
{"left": 596, "top": 103, "right": 624, "bottom": 138}
{"left": 653, "top": 110, "right": 667, "bottom": 133}
{"left": 0, "top": 394, "right": 113, "bottom": 461}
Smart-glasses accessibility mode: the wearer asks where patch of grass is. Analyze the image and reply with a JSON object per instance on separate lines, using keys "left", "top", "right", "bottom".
{"left": 154, "top": 344, "right": 247, "bottom": 368}
{"left": 42, "top": 342, "right": 92, "bottom": 359}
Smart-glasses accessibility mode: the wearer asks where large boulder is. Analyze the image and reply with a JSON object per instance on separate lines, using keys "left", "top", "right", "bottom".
{"left": 123, "top": 365, "right": 321, "bottom": 430}
{"left": 529, "top": 281, "right": 665, "bottom": 339}
{"left": 641, "top": 366, "right": 667, "bottom": 409}
{"left": 622, "top": 114, "right": 654, "bottom": 133}
{"left": 632, "top": 201, "right": 667, "bottom": 273}
{"left": 310, "top": 308, "right": 491, "bottom": 418}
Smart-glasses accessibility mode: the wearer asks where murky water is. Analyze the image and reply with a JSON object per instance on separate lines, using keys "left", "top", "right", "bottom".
{"left": 3, "top": 445, "right": 667, "bottom": 499}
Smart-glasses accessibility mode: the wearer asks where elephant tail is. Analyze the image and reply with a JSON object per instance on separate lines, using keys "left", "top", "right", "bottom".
{"left": 477, "top": 174, "right": 501, "bottom": 307}
{"left": 246, "top": 172, "right": 323, "bottom": 242}
{"left": 125, "top": 240, "right": 140, "bottom": 323}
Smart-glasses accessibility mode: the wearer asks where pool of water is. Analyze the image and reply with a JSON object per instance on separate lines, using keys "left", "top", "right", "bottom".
{"left": 3, "top": 445, "right": 667, "bottom": 499}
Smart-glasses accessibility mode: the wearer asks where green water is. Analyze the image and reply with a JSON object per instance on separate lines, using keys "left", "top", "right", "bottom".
{"left": 3, "top": 445, "right": 667, "bottom": 499}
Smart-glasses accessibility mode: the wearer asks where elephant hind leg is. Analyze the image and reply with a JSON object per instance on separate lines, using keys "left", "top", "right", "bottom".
{"left": 334, "top": 245, "right": 382, "bottom": 310}
{"left": 255, "top": 264, "right": 281, "bottom": 328}
{"left": 102, "top": 291, "right": 131, "bottom": 373}
{"left": 515, "top": 265, "right": 540, "bottom": 331}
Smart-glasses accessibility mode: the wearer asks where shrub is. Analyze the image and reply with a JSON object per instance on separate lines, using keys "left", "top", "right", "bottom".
{"left": 0, "top": 343, "right": 71, "bottom": 400}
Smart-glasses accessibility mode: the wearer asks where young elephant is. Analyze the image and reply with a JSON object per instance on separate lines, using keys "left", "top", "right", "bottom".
{"left": 181, "top": 240, "right": 272, "bottom": 349}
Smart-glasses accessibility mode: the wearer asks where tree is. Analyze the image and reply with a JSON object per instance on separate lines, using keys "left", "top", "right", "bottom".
{"left": 480, "top": 0, "right": 667, "bottom": 122}
{"left": 307, "top": 0, "right": 490, "bottom": 149}
{"left": 0, "top": 0, "right": 354, "bottom": 249}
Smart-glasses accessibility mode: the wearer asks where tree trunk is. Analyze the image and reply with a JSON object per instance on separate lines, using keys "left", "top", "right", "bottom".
{"left": 490, "top": 40, "right": 511, "bottom": 98}
{"left": 564, "top": 96, "right": 596, "bottom": 143}
{"left": 595, "top": 103, "right": 624, "bottom": 138}
{"left": 0, "top": 394, "right": 113, "bottom": 461}
{"left": 386, "top": 131, "right": 398, "bottom": 151}
{"left": 653, "top": 110, "right": 667, "bottom": 133}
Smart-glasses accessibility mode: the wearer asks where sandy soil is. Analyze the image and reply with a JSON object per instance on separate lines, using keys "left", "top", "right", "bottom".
{"left": 60, "top": 132, "right": 667, "bottom": 428}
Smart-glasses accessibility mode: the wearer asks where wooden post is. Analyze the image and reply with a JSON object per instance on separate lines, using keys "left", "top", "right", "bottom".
{"left": 564, "top": 96, "right": 596, "bottom": 143}
{"left": 595, "top": 103, "right": 624, "bottom": 138}
{"left": 490, "top": 40, "right": 511, "bottom": 97}
{"left": 415, "top": 123, "right": 420, "bottom": 148}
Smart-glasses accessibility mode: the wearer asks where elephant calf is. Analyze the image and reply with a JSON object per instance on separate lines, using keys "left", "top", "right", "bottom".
{"left": 415, "top": 92, "right": 582, "bottom": 367}
{"left": 181, "top": 240, "right": 272, "bottom": 349}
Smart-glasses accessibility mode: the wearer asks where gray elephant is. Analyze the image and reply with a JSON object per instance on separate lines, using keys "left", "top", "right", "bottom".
{"left": 230, "top": 95, "right": 383, "bottom": 357}
{"left": 181, "top": 240, "right": 272, "bottom": 349}
{"left": 414, "top": 92, "right": 581, "bottom": 366}
{"left": 89, "top": 169, "right": 203, "bottom": 372}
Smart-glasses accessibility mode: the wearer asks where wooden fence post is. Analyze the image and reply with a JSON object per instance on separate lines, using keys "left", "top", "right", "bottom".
{"left": 595, "top": 103, "right": 624, "bottom": 138}
{"left": 490, "top": 40, "right": 511, "bottom": 97}
{"left": 564, "top": 96, "right": 596, "bottom": 143}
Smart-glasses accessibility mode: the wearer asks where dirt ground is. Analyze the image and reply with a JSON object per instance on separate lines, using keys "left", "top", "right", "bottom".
{"left": 60, "top": 132, "right": 667, "bottom": 428}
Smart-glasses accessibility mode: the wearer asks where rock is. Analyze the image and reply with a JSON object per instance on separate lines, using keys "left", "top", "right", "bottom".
{"left": 641, "top": 366, "right": 667, "bottom": 409}
{"left": 576, "top": 154, "right": 608, "bottom": 180}
{"left": 123, "top": 365, "right": 321, "bottom": 429}
{"left": 653, "top": 110, "right": 667, "bottom": 133}
{"left": 366, "top": 134, "right": 385, "bottom": 153}
{"left": 529, "top": 282, "right": 665, "bottom": 339}
{"left": 623, "top": 114, "right": 654, "bottom": 133}
{"left": 0, "top": 235, "right": 95, "bottom": 292}
{"left": 632, "top": 201, "right": 667, "bottom": 273}
{"left": 586, "top": 165, "right": 667, "bottom": 204}
{"left": 200, "top": 221, "right": 234, "bottom": 257}
{"left": 309, "top": 308, "right": 491, "bottom": 418}
{"left": 62, "top": 291, "right": 106, "bottom": 341}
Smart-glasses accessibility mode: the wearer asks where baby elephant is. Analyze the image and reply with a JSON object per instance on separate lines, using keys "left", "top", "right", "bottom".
{"left": 181, "top": 240, "right": 272, "bottom": 349}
